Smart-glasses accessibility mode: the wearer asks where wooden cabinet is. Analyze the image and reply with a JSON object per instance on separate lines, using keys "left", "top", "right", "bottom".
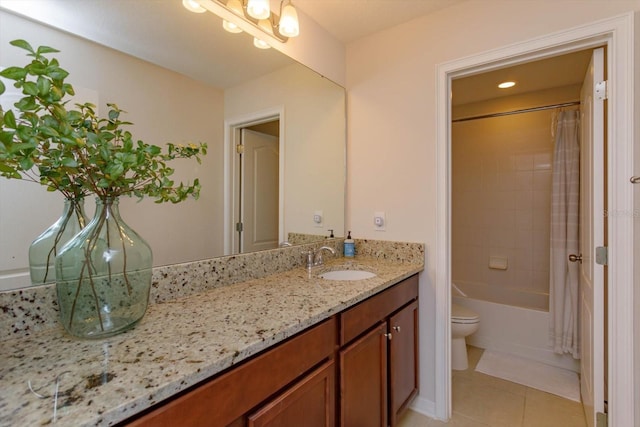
{"left": 248, "top": 360, "right": 335, "bottom": 427}
{"left": 389, "top": 300, "right": 419, "bottom": 426}
{"left": 123, "top": 274, "right": 419, "bottom": 427}
{"left": 340, "top": 322, "right": 388, "bottom": 427}
{"left": 125, "top": 318, "right": 336, "bottom": 427}
{"left": 339, "top": 274, "right": 419, "bottom": 427}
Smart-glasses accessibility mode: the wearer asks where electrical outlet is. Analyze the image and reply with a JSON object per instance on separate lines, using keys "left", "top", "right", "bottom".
{"left": 374, "top": 211, "right": 386, "bottom": 231}
{"left": 313, "top": 210, "right": 323, "bottom": 227}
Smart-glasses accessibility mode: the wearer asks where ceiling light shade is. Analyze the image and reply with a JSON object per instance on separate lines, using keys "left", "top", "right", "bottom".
{"left": 498, "top": 81, "right": 516, "bottom": 89}
{"left": 253, "top": 37, "right": 271, "bottom": 49}
{"left": 223, "top": 20, "right": 243, "bottom": 33}
{"left": 226, "top": 0, "right": 243, "bottom": 15}
{"left": 253, "top": 19, "right": 273, "bottom": 48}
{"left": 182, "top": 0, "right": 206, "bottom": 13}
{"left": 278, "top": 3, "right": 299, "bottom": 37}
{"left": 247, "top": 0, "right": 270, "bottom": 19}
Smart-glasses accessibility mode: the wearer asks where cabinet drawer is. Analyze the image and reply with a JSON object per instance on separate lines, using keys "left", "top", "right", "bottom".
{"left": 340, "top": 274, "right": 418, "bottom": 346}
{"left": 248, "top": 360, "right": 335, "bottom": 427}
{"left": 127, "top": 317, "right": 337, "bottom": 427}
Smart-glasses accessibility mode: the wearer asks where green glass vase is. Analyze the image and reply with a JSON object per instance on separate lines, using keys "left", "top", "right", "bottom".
{"left": 29, "top": 197, "right": 88, "bottom": 285}
{"left": 55, "top": 197, "right": 153, "bottom": 339}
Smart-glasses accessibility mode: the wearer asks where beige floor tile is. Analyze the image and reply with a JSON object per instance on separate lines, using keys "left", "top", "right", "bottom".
{"left": 522, "top": 387, "right": 587, "bottom": 427}
{"left": 399, "top": 345, "right": 585, "bottom": 427}
{"left": 397, "top": 409, "right": 490, "bottom": 427}
{"left": 452, "top": 375, "right": 525, "bottom": 426}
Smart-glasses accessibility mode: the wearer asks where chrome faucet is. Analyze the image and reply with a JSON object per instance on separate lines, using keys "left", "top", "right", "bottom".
{"left": 303, "top": 246, "right": 336, "bottom": 269}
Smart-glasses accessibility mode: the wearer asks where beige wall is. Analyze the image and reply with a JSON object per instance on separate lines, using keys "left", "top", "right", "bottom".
{"left": 0, "top": 11, "right": 225, "bottom": 289}
{"left": 225, "top": 63, "right": 346, "bottom": 239}
{"left": 345, "top": 0, "right": 640, "bottom": 408}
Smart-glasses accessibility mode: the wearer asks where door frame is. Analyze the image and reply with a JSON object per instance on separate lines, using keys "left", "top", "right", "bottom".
{"left": 224, "top": 107, "right": 286, "bottom": 255}
{"left": 434, "top": 13, "right": 634, "bottom": 423}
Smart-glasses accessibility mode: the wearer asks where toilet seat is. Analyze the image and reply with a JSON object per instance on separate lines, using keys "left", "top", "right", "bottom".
{"left": 452, "top": 304, "right": 480, "bottom": 324}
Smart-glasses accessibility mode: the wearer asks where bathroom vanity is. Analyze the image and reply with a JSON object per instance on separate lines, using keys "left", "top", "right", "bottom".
{"left": 0, "top": 241, "right": 423, "bottom": 427}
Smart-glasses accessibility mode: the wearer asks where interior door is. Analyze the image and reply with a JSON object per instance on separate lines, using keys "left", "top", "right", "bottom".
{"left": 578, "top": 47, "right": 605, "bottom": 427}
{"left": 240, "top": 129, "right": 280, "bottom": 253}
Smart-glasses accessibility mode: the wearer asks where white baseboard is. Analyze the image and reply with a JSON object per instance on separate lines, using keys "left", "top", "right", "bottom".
{"left": 409, "top": 395, "right": 440, "bottom": 420}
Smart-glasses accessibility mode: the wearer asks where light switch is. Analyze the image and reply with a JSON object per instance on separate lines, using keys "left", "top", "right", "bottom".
{"left": 374, "top": 211, "right": 386, "bottom": 231}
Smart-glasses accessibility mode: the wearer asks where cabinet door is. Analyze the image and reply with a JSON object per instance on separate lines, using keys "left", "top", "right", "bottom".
{"left": 340, "top": 322, "right": 388, "bottom": 427}
{"left": 248, "top": 360, "right": 335, "bottom": 427}
{"left": 389, "top": 300, "right": 419, "bottom": 426}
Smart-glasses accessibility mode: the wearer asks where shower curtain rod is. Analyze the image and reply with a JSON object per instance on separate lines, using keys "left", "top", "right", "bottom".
{"left": 452, "top": 101, "right": 580, "bottom": 123}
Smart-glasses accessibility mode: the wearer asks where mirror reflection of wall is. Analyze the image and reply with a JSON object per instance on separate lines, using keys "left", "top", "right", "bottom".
{"left": 0, "top": 3, "right": 345, "bottom": 291}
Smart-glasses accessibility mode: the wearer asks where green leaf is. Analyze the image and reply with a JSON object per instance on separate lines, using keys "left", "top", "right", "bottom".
{"left": 0, "top": 66, "right": 28, "bottom": 80}
{"left": 37, "top": 76, "right": 51, "bottom": 96}
{"left": 18, "top": 156, "right": 34, "bottom": 171}
{"left": 10, "top": 39, "right": 35, "bottom": 54}
{"left": 22, "top": 81, "right": 38, "bottom": 96}
{"left": 3, "top": 109, "right": 16, "bottom": 129}
{"left": 36, "top": 45, "right": 60, "bottom": 55}
{"left": 0, "top": 80, "right": 5, "bottom": 95}
{"left": 61, "top": 157, "right": 78, "bottom": 167}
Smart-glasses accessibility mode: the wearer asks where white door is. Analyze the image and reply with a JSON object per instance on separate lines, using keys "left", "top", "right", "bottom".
{"left": 578, "top": 47, "right": 605, "bottom": 427}
{"left": 239, "top": 129, "right": 279, "bottom": 253}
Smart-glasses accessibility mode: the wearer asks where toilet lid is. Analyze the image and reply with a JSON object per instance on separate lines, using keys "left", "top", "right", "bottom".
{"left": 452, "top": 304, "right": 479, "bottom": 322}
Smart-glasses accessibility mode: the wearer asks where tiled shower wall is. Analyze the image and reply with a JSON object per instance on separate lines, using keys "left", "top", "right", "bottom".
{"left": 451, "top": 109, "right": 557, "bottom": 310}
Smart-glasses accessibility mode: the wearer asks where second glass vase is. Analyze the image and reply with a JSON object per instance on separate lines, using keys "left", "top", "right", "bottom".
{"left": 55, "top": 197, "right": 153, "bottom": 339}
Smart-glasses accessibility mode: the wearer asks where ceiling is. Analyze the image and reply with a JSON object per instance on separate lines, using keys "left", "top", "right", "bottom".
{"left": 293, "top": 0, "right": 467, "bottom": 43}
{"left": 1, "top": 0, "right": 594, "bottom": 102}
{"left": 452, "top": 49, "right": 594, "bottom": 106}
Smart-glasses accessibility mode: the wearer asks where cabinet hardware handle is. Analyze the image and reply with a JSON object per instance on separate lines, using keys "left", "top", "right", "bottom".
{"left": 384, "top": 333, "right": 393, "bottom": 340}
{"left": 392, "top": 326, "right": 401, "bottom": 332}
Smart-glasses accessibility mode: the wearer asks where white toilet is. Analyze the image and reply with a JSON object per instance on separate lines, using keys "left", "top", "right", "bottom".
{"left": 451, "top": 303, "right": 480, "bottom": 370}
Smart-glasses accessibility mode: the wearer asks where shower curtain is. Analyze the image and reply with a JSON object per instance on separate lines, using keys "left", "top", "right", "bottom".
{"left": 549, "top": 110, "right": 580, "bottom": 359}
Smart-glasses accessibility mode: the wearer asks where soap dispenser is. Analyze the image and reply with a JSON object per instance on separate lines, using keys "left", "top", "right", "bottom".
{"left": 344, "top": 231, "right": 355, "bottom": 258}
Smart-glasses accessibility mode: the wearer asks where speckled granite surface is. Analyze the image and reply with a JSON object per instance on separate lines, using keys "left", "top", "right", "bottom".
{"left": 0, "top": 240, "right": 424, "bottom": 426}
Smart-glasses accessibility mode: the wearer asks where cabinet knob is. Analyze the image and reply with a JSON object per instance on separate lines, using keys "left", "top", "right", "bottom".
{"left": 392, "top": 326, "right": 401, "bottom": 332}
{"left": 384, "top": 332, "right": 393, "bottom": 340}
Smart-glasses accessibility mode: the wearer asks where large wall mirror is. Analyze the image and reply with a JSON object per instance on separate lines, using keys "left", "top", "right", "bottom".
{"left": 0, "top": 0, "right": 346, "bottom": 291}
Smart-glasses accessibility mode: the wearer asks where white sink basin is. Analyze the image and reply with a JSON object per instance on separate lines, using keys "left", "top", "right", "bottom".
{"left": 319, "top": 270, "right": 376, "bottom": 281}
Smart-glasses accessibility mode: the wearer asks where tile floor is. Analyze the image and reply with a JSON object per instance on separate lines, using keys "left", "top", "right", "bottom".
{"left": 398, "top": 346, "right": 587, "bottom": 427}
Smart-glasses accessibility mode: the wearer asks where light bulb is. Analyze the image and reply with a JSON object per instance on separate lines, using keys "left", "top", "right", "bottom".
{"left": 223, "top": 20, "right": 243, "bottom": 33}
{"left": 182, "top": 0, "right": 206, "bottom": 13}
{"left": 247, "top": 0, "right": 270, "bottom": 19}
{"left": 278, "top": 3, "right": 299, "bottom": 37}
{"left": 498, "top": 81, "right": 516, "bottom": 89}
{"left": 253, "top": 37, "right": 271, "bottom": 49}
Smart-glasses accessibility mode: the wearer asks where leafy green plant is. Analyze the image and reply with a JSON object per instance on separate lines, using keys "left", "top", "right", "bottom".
{"left": 0, "top": 39, "right": 207, "bottom": 311}
{"left": 0, "top": 39, "right": 207, "bottom": 203}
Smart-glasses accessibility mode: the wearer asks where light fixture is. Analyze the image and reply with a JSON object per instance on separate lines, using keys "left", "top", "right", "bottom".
{"left": 183, "top": 0, "right": 300, "bottom": 48}
{"left": 278, "top": 1, "right": 299, "bottom": 37}
{"left": 222, "top": 0, "right": 244, "bottom": 33}
{"left": 253, "top": 19, "right": 273, "bottom": 49}
{"left": 498, "top": 81, "right": 516, "bottom": 89}
{"left": 247, "top": 0, "right": 270, "bottom": 20}
{"left": 182, "top": 0, "right": 206, "bottom": 13}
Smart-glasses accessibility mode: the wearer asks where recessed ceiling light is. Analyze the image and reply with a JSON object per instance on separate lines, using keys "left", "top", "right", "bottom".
{"left": 498, "top": 81, "right": 516, "bottom": 89}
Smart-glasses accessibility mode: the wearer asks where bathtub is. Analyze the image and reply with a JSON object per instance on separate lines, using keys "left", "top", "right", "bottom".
{"left": 453, "top": 281, "right": 580, "bottom": 372}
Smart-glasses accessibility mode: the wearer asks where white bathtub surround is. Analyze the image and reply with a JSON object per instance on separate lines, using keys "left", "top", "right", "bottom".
{"left": 549, "top": 110, "right": 581, "bottom": 359}
{"left": 454, "top": 292, "right": 579, "bottom": 373}
{"left": 476, "top": 349, "right": 580, "bottom": 402}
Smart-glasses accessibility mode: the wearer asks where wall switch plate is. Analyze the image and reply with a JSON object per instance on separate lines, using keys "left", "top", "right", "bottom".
{"left": 374, "top": 211, "right": 386, "bottom": 231}
{"left": 314, "top": 210, "right": 323, "bottom": 227}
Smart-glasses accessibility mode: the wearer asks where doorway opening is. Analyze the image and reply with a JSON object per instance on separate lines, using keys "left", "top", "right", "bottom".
{"left": 224, "top": 109, "right": 285, "bottom": 255}
{"left": 449, "top": 47, "right": 602, "bottom": 425}
{"left": 433, "top": 14, "right": 634, "bottom": 426}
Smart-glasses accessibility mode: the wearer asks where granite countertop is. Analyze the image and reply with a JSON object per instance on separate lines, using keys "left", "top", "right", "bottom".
{"left": 0, "top": 257, "right": 422, "bottom": 426}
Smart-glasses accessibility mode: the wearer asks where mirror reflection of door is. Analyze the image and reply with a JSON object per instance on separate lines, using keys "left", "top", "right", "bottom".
{"left": 236, "top": 124, "right": 280, "bottom": 253}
